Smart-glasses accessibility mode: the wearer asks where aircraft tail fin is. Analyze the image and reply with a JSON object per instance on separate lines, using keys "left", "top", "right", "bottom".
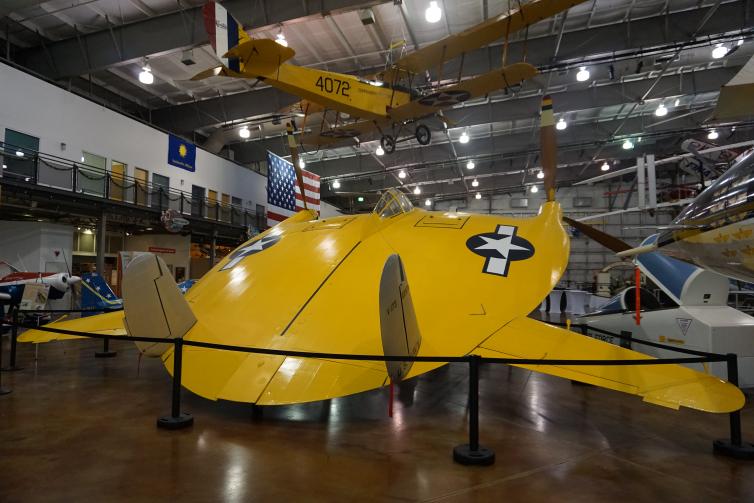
{"left": 379, "top": 254, "right": 422, "bottom": 382}
{"left": 122, "top": 254, "right": 196, "bottom": 357}
{"left": 80, "top": 272, "right": 122, "bottom": 316}
{"left": 202, "top": 1, "right": 252, "bottom": 72}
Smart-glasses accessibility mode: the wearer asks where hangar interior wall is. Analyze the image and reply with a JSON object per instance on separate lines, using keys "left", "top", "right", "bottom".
{"left": 0, "top": 62, "right": 341, "bottom": 218}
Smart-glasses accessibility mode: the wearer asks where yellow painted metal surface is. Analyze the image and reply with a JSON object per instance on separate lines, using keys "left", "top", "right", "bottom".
{"left": 19, "top": 311, "right": 126, "bottom": 343}
{"left": 477, "top": 317, "right": 744, "bottom": 413}
{"left": 19, "top": 197, "right": 744, "bottom": 413}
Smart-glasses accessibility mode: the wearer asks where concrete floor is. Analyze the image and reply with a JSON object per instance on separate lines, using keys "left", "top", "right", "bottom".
{"left": 2, "top": 336, "right": 754, "bottom": 502}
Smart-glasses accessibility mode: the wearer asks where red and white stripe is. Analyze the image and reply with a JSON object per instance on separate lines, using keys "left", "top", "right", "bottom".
{"left": 266, "top": 169, "right": 320, "bottom": 227}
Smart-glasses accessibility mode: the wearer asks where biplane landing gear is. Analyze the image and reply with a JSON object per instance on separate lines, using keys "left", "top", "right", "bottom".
{"left": 415, "top": 124, "right": 431, "bottom": 145}
{"left": 381, "top": 135, "right": 396, "bottom": 154}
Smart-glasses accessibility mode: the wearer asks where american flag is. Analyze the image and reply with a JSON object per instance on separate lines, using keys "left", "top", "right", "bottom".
{"left": 266, "top": 150, "right": 320, "bottom": 227}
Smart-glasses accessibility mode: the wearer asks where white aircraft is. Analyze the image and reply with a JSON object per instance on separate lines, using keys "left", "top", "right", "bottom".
{"left": 578, "top": 244, "right": 754, "bottom": 387}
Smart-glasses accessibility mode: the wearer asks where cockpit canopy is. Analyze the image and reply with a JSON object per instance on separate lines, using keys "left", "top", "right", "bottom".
{"left": 373, "top": 188, "right": 415, "bottom": 218}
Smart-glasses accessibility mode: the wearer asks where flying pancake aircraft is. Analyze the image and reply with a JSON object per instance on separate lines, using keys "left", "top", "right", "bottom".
{"left": 20, "top": 97, "right": 744, "bottom": 414}
{"left": 193, "top": 0, "right": 588, "bottom": 153}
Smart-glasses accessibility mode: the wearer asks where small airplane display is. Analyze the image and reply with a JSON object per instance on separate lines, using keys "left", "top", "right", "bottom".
{"left": 193, "top": 0, "right": 588, "bottom": 153}
{"left": 0, "top": 262, "right": 80, "bottom": 305}
{"left": 20, "top": 97, "right": 744, "bottom": 415}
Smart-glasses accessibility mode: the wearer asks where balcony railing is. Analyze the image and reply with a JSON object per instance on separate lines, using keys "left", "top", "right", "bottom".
{"left": 0, "top": 141, "right": 265, "bottom": 229}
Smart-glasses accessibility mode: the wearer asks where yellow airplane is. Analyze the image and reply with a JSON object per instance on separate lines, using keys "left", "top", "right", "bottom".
{"left": 20, "top": 97, "right": 744, "bottom": 414}
{"left": 193, "top": 0, "right": 588, "bottom": 153}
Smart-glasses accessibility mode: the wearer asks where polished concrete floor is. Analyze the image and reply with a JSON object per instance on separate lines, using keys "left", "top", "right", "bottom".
{"left": 2, "top": 336, "right": 754, "bottom": 502}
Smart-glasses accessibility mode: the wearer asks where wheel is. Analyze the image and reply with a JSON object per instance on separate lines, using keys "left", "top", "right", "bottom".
{"left": 381, "top": 135, "right": 396, "bottom": 154}
{"left": 415, "top": 124, "right": 431, "bottom": 145}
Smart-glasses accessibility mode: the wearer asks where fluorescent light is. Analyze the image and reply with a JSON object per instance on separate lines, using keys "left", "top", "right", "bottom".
{"left": 708, "top": 129, "right": 719, "bottom": 140}
{"left": 413, "top": 186, "right": 421, "bottom": 195}
{"left": 239, "top": 126, "right": 250, "bottom": 139}
{"left": 536, "top": 171, "right": 544, "bottom": 179}
{"left": 357, "top": 196, "right": 364, "bottom": 202}
{"left": 459, "top": 131, "right": 470, "bottom": 144}
{"left": 276, "top": 33, "right": 288, "bottom": 47}
{"left": 556, "top": 118, "right": 567, "bottom": 130}
{"left": 376, "top": 146, "right": 385, "bottom": 156}
{"left": 24, "top": 177, "right": 30, "bottom": 181}
{"left": 368, "top": 80, "right": 384, "bottom": 87}
{"left": 138, "top": 65, "right": 154, "bottom": 85}
{"left": 531, "top": 185, "right": 539, "bottom": 193}
{"left": 16, "top": 150, "right": 23, "bottom": 157}
{"left": 475, "top": 192, "right": 482, "bottom": 200}
{"left": 83, "top": 229, "right": 93, "bottom": 235}
{"left": 424, "top": 199, "right": 432, "bottom": 206}
{"left": 298, "top": 158, "right": 305, "bottom": 169}
{"left": 466, "top": 160, "right": 475, "bottom": 170}
{"left": 471, "top": 179, "right": 479, "bottom": 187}
{"left": 655, "top": 103, "right": 667, "bottom": 117}
{"left": 576, "top": 66, "right": 590, "bottom": 82}
{"left": 425, "top": 1, "right": 442, "bottom": 23}
{"left": 601, "top": 162, "right": 610, "bottom": 172}
{"left": 622, "top": 139, "right": 634, "bottom": 150}
{"left": 712, "top": 44, "right": 728, "bottom": 59}
{"left": 332, "top": 180, "right": 341, "bottom": 189}
{"left": 398, "top": 170, "right": 407, "bottom": 179}
{"left": 145, "top": 227, "right": 153, "bottom": 231}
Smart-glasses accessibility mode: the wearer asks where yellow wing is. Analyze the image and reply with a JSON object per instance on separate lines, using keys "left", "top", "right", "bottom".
{"left": 389, "top": 63, "right": 537, "bottom": 123}
{"left": 377, "top": 0, "right": 588, "bottom": 82}
{"left": 19, "top": 310, "right": 125, "bottom": 343}
{"left": 476, "top": 317, "right": 743, "bottom": 413}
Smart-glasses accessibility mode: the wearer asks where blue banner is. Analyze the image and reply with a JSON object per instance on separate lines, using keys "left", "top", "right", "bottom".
{"left": 168, "top": 134, "right": 196, "bottom": 172}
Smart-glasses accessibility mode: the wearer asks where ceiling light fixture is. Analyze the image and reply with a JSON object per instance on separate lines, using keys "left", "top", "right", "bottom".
{"left": 413, "top": 186, "right": 421, "bottom": 195}
{"left": 475, "top": 192, "right": 482, "bottom": 200}
{"left": 536, "top": 170, "right": 544, "bottom": 179}
{"left": 276, "top": 33, "right": 288, "bottom": 47}
{"left": 376, "top": 145, "right": 385, "bottom": 156}
{"left": 332, "top": 180, "right": 341, "bottom": 189}
{"left": 357, "top": 196, "right": 364, "bottom": 202}
{"left": 459, "top": 131, "right": 470, "bottom": 144}
{"left": 466, "top": 160, "right": 475, "bottom": 170}
{"left": 138, "top": 63, "right": 154, "bottom": 85}
{"left": 530, "top": 185, "right": 539, "bottom": 193}
{"left": 16, "top": 150, "right": 23, "bottom": 157}
{"left": 471, "top": 179, "right": 479, "bottom": 187}
{"left": 298, "top": 158, "right": 305, "bottom": 169}
{"left": 712, "top": 44, "right": 728, "bottom": 59}
{"left": 601, "top": 161, "right": 610, "bottom": 172}
{"left": 398, "top": 169, "right": 407, "bottom": 179}
{"left": 239, "top": 126, "right": 250, "bottom": 139}
{"left": 708, "top": 129, "right": 719, "bottom": 140}
{"left": 622, "top": 139, "right": 634, "bottom": 150}
{"left": 424, "top": 198, "right": 432, "bottom": 206}
{"left": 556, "top": 118, "right": 567, "bottom": 130}
{"left": 576, "top": 66, "right": 590, "bottom": 82}
{"left": 1, "top": 164, "right": 6, "bottom": 169}
{"left": 674, "top": 98, "right": 680, "bottom": 107}
{"left": 425, "top": 1, "right": 442, "bottom": 23}
{"left": 655, "top": 103, "right": 668, "bottom": 117}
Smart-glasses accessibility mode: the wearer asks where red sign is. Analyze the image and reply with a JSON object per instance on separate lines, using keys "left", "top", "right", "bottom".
{"left": 148, "top": 246, "right": 176, "bottom": 254}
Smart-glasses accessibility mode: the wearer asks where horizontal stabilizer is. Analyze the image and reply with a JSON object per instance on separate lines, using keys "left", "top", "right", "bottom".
{"left": 123, "top": 253, "right": 196, "bottom": 356}
{"left": 478, "top": 317, "right": 744, "bottom": 413}
{"left": 18, "top": 311, "right": 126, "bottom": 343}
{"left": 224, "top": 38, "right": 296, "bottom": 75}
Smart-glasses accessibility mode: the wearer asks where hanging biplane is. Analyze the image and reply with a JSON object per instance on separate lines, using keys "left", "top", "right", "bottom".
{"left": 193, "top": 0, "right": 588, "bottom": 153}
{"left": 20, "top": 97, "right": 744, "bottom": 415}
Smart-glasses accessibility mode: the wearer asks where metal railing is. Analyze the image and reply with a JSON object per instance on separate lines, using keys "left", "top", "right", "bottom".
{"left": 1, "top": 308, "right": 751, "bottom": 463}
{"left": 0, "top": 141, "right": 264, "bottom": 228}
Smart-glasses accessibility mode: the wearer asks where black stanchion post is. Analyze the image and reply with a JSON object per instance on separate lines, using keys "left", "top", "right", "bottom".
{"left": 2, "top": 306, "right": 22, "bottom": 371}
{"left": 157, "top": 338, "right": 193, "bottom": 429}
{"left": 453, "top": 355, "right": 494, "bottom": 466}
{"left": 713, "top": 353, "right": 754, "bottom": 459}
{"left": 94, "top": 335, "right": 117, "bottom": 358}
{"left": 0, "top": 320, "right": 11, "bottom": 395}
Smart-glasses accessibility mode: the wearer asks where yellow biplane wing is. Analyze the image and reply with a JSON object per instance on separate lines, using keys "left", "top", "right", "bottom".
{"left": 377, "top": 0, "right": 589, "bottom": 83}
{"left": 19, "top": 193, "right": 744, "bottom": 413}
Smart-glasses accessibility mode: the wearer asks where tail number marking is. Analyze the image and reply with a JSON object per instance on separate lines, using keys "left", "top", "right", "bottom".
{"left": 315, "top": 76, "right": 350, "bottom": 97}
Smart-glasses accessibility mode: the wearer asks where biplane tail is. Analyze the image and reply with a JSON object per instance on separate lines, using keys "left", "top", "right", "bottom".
{"left": 202, "top": 1, "right": 251, "bottom": 73}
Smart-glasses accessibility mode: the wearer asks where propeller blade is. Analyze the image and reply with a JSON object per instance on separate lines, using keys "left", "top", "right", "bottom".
{"left": 286, "top": 121, "right": 308, "bottom": 211}
{"left": 540, "top": 95, "right": 557, "bottom": 202}
{"left": 562, "top": 217, "right": 632, "bottom": 253}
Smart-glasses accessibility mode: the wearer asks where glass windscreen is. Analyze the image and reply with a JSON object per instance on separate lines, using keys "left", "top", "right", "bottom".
{"left": 373, "top": 188, "right": 414, "bottom": 218}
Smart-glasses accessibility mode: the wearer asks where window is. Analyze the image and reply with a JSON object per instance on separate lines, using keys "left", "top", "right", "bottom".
{"left": 3, "top": 128, "right": 39, "bottom": 180}
{"left": 110, "top": 161, "right": 126, "bottom": 201}
{"left": 133, "top": 167, "right": 149, "bottom": 206}
{"left": 79, "top": 151, "right": 107, "bottom": 196}
{"left": 191, "top": 185, "right": 205, "bottom": 217}
{"left": 152, "top": 173, "right": 169, "bottom": 209}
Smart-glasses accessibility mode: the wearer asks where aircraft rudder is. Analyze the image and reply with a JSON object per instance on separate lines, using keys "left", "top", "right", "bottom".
{"left": 203, "top": 1, "right": 249, "bottom": 72}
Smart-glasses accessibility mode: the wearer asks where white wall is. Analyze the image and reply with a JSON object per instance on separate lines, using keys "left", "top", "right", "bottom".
{"left": 0, "top": 62, "right": 267, "bottom": 211}
{"left": 0, "top": 221, "right": 74, "bottom": 272}
{"left": 125, "top": 234, "right": 191, "bottom": 280}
